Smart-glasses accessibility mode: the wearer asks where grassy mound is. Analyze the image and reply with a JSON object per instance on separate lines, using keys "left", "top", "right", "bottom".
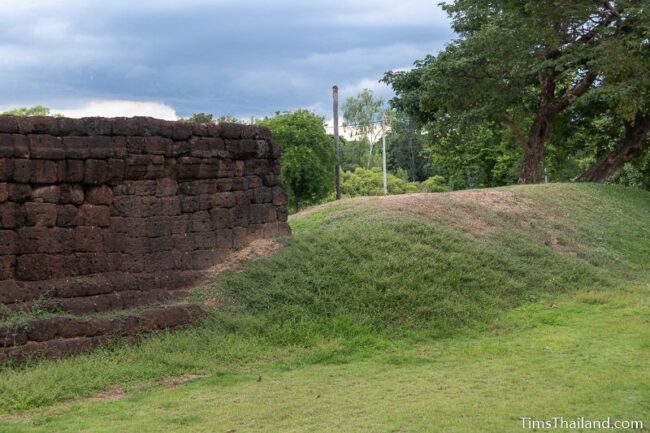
{"left": 1, "top": 183, "right": 648, "bottom": 416}
{"left": 208, "top": 183, "right": 647, "bottom": 340}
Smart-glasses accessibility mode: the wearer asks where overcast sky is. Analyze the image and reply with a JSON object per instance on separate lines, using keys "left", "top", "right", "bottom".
{"left": 0, "top": 0, "right": 453, "bottom": 120}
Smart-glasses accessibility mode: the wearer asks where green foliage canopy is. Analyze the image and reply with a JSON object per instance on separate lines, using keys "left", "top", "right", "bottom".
{"left": 2, "top": 106, "right": 54, "bottom": 116}
{"left": 261, "top": 110, "right": 335, "bottom": 210}
{"left": 343, "top": 89, "right": 389, "bottom": 168}
{"left": 341, "top": 167, "right": 418, "bottom": 196}
{"left": 384, "top": 1, "right": 649, "bottom": 184}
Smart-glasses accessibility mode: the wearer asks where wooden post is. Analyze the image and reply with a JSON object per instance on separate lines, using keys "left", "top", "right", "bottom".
{"left": 333, "top": 85, "right": 341, "bottom": 200}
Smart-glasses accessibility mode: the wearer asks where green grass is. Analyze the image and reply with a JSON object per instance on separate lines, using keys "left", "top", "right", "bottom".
{"left": 1, "top": 183, "right": 649, "bottom": 432}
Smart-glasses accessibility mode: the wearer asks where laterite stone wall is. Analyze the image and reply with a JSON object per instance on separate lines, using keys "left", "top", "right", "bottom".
{"left": 0, "top": 116, "right": 290, "bottom": 310}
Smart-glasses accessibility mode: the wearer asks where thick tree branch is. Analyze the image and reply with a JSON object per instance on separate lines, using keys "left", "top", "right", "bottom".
{"left": 554, "top": 71, "right": 598, "bottom": 113}
{"left": 598, "top": 0, "right": 621, "bottom": 19}
{"left": 579, "top": 112, "right": 650, "bottom": 182}
{"left": 501, "top": 114, "right": 527, "bottom": 147}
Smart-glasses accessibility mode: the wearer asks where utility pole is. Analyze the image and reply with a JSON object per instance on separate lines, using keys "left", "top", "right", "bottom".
{"left": 333, "top": 85, "right": 341, "bottom": 200}
{"left": 381, "top": 115, "right": 387, "bottom": 195}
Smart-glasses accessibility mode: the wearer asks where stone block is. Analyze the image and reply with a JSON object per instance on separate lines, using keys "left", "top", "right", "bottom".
{"left": 28, "top": 135, "right": 65, "bottom": 159}
{"left": 15, "top": 254, "right": 52, "bottom": 281}
{"left": 0, "top": 255, "right": 15, "bottom": 280}
{"left": 189, "top": 211, "right": 212, "bottom": 232}
{"left": 0, "top": 159, "right": 13, "bottom": 182}
{"left": 0, "top": 134, "right": 14, "bottom": 157}
{"left": 144, "top": 136, "right": 172, "bottom": 156}
{"left": 75, "top": 204, "right": 111, "bottom": 227}
{"left": 250, "top": 204, "right": 276, "bottom": 225}
{"left": 177, "top": 157, "right": 202, "bottom": 179}
{"left": 25, "top": 202, "right": 57, "bottom": 227}
{"left": 86, "top": 186, "right": 113, "bottom": 205}
{"left": 74, "top": 226, "right": 105, "bottom": 252}
{"left": 31, "top": 160, "right": 59, "bottom": 184}
{"left": 0, "top": 230, "right": 17, "bottom": 254}
{"left": 9, "top": 184, "right": 32, "bottom": 202}
{"left": 82, "top": 117, "right": 112, "bottom": 135}
{"left": 219, "top": 123, "right": 246, "bottom": 140}
{"left": 0, "top": 116, "right": 19, "bottom": 134}
{"left": 32, "top": 185, "right": 61, "bottom": 203}
{"left": 212, "top": 191, "right": 236, "bottom": 208}
{"left": 231, "top": 177, "right": 248, "bottom": 191}
{"left": 107, "top": 158, "right": 126, "bottom": 184}
{"left": 56, "top": 205, "right": 78, "bottom": 227}
{"left": 59, "top": 184, "right": 84, "bottom": 205}
{"left": 272, "top": 186, "right": 288, "bottom": 206}
{"left": 0, "top": 202, "right": 25, "bottom": 228}
{"left": 63, "top": 136, "right": 90, "bottom": 159}
{"left": 156, "top": 179, "right": 178, "bottom": 197}
{"left": 216, "top": 229, "right": 233, "bottom": 248}
{"left": 0, "top": 183, "right": 7, "bottom": 203}
{"left": 60, "top": 159, "right": 85, "bottom": 182}
{"left": 87, "top": 136, "right": 114, "bottom": 159}
{"left": 233, "top": 227, "right": 248, "bottom": 248}
{"left": 84, "top": 160, "right": 108, "bottom": 184}
{"left": 245, "top": 159, "right": 269, "bottom": 176}
{"left": 252, "top": 187, "right": 273, "bottom": 204}
{"left": 210, "top": 208, "right": 231, "bottom": 229}
{"left": 230, "top": 205, "right": 249, "bottom": 227}
{"left": 12, "top": 159, "right": 31, "bottom": 183}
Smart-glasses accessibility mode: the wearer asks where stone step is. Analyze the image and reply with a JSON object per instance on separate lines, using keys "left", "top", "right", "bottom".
{"left": 0, "top": 287, "right": 194, "bottom": 319}
{"left": 0, "top": 303, "right": 205, "bottom": 365}
{"left": 0, "top": 271, "right": 205, "bottom": 306}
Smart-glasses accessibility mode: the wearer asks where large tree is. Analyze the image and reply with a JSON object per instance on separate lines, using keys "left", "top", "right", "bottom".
{"left": 343, "top": 89, "right": 389, "bottom": 168}
{"left": 384, "top": 1, "right": 644, "bottom": 184}
{"left": 386, "top": 111, "right": 430, "bottom": 182}
{"left": 261, "top": 110, "right": 335, "bottom": 211}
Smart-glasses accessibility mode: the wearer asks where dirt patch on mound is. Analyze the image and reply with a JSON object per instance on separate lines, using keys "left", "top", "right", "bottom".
{"left": 87, "top": 387, "right": 128, "bottom": 402}
{"left": 209, "top": 239, "right": 281, "bottom": 275}
{"left": 201, "top": 239, "right": 281, "bottom": 309}
{"left": 362, "top": 190, "right": 531, "bottom": 236}
{"left": 336, "top": 190, "right": 581, "bottom": 257}
{"left": 161, "top": 374, "right": 206, "bottom": 387}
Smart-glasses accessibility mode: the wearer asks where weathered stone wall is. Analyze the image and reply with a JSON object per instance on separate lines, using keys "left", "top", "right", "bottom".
{"left": 0, "top": 115, "right": 290, "bottom": 311}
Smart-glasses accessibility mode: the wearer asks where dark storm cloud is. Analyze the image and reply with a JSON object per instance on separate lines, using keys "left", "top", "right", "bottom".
{"left": 0, "top": 0, "right": 453, "bottom": 118}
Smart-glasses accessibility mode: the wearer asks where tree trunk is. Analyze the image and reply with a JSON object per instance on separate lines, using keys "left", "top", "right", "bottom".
{"left": 407, "top": 122, "right": 417, "bottom": 181}
{"left": 517, "top": 71, "right": 597, "bottom": 184}
{"left": 578, "top": 113, "right": 650, "bottom": 182}
{"left": 518, "top": 112, "right": 554, "bottom": 184}
{"left": 518, "top": 73, "right": 557, "bottom": 184}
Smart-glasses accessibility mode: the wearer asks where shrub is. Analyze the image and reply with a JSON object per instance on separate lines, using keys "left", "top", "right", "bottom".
{"left": 341, "top": 167, "right": 418, "bottom": 197}
{"left": 261, "top": 110, "right": 335, "bottom": 210}
{"left": 418, "top": 175, "right": 450, "bottom": 193}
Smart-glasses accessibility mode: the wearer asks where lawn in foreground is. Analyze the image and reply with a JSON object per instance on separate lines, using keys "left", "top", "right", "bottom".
{"left": 2, "top": 285, "right": 649, "bottom": 433}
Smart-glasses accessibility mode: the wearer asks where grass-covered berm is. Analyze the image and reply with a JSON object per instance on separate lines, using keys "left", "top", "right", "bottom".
{"left": 1, "top": 183, "right": 649, "bottom": 432}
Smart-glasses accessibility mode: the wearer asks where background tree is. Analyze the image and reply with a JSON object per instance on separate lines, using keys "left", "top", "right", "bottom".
{"left": 261, "top": 110, "right": 335, "bottom": 211}
{"left": 185, "top": 113, "right": 244, "bottom": 124}
{"left": 343, "top": 89, "right": 389, "bottom": 168}
{"left": 2, "top": 106, "right": 54, "bottom": 116}
{"left": 384, "top": 0, "right": 642, "bottom": 184}
{"left": 185, "top": 112, "right": 215, "bottom": 124}
{"left": 386, "top": 112, "right": 430, "bottom": 182}
{"left": 216, "top": 114, "right": 243, "bottom": 124}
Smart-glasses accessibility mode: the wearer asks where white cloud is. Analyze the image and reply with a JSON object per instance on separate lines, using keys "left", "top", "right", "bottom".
{"left": 54, "top": 100, "right": 178, "bottom": 120}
